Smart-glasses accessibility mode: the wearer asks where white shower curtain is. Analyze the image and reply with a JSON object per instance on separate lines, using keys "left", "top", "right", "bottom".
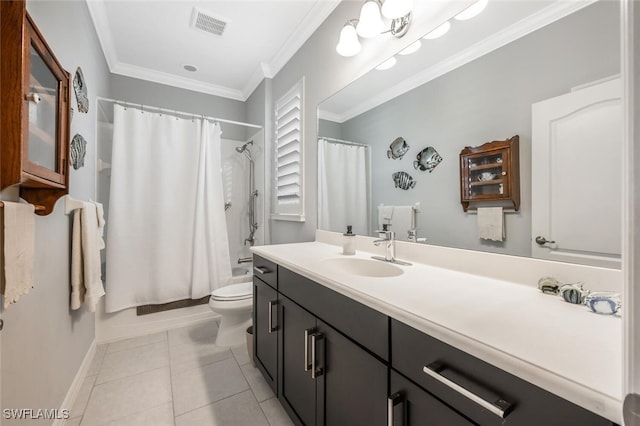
{"left": 105, "top": 105, "right": 232, "bottom": 313}
{"left": 318, "top": 139, "right": 369, "bottom": 236}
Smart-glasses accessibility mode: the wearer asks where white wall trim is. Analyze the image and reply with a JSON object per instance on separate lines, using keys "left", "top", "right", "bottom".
{"left": 53, "top": 340, "right": 96, "bottom": 426}
{"left": 110, "top": 63, "right": 246, "bottom": 101}
{"left": 622, "top": 0, "right": 638, "bottom": 402}
{"left": 329, "top": 0, "right": 599, "bottom": 123}
{"left": 84, "top": 0, "right": 117, "bottom": 71}
{"left": 96, "top": 303, "right": 218, "bottom": 344}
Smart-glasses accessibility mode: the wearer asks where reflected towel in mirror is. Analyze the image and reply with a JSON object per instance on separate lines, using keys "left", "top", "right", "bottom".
{"left": 477, "top": 207, "right": 504, "bottom": 241}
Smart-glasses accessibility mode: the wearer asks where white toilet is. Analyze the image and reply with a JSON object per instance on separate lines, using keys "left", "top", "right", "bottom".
{"left": 209, "top": 281, "right": 253, "bottom": 347}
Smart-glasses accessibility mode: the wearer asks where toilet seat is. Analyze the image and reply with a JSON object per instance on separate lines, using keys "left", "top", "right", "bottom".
{"left": 211, "top": 282, "right": 252, "bottom": 301}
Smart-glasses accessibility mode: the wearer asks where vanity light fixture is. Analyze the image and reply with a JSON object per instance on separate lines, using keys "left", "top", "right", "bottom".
{"left": 423, "top": 21, "right": 451, "bottom": 40}
{"left": 336, "top": 0, "right": 413, "bottom": 57}
{"left": 336, "top": 20, "right": 362, "bottom": 56}
{"left": 454, "top": 0, "right": 488, "bottom": 21}
{"left": 357, "top": 0, "right": 385, "bottom": 38}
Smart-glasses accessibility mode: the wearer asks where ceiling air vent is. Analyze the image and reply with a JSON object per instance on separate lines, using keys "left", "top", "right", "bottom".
{"left": 191, "top": 7, "right": 227, "bottom": 37}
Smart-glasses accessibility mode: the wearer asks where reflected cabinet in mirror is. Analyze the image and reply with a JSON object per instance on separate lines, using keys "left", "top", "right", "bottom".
{"left": 1, "top": 0, "right": 70, "bottom": 215}
{"left": 317, "top": 0, "right": 621, "bottom": 268}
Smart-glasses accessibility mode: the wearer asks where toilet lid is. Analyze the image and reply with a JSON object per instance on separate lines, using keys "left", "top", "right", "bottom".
{"left": 211, "top": 282, "right": 252, "bottom": 301}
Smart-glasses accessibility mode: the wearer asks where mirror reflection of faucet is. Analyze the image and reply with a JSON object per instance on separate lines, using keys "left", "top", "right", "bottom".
{"left": 372, "top": 226, "right": 412, "bottom": 266}
{"left": 408, "top": 229, "right": 427, "bottom": 243}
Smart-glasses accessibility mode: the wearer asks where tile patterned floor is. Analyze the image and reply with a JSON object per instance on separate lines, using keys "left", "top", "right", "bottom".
{"left": 66, "top": 320, "right": 294, "bottom": 426}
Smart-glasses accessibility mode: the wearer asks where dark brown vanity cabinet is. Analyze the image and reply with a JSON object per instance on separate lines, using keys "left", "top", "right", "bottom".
{"left": 253, "top": 255, "right": 278, "bottom": 394}
{"left": 1, "top": 0, "right": 71, "bottom": 215}
{"left": 389, "top": 370, "right": 475, "bottom": 426}
{"left": 459, "top": 136, "right": 520, "bottom": 212}
{"left": 253, "top": 255, "right": 617, "bottom": 426}
{"left": 391, "top": 319, "right": 615, "bottom": 426}
{"left": 278, "top": 295, "right": 388, "bottom": 426}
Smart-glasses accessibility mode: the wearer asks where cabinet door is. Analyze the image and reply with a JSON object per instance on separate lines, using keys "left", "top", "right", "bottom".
{"left": 390, "top": 370, "right": 475, "bottom": 426}
{"left": 317, "top": 319, "right": 387, "bottom": 426}
{"left": 279, "top": 295, "right": 317, "bottom": 426}
{"left": 253, "top": 277, "right": 278, "bottom": 393}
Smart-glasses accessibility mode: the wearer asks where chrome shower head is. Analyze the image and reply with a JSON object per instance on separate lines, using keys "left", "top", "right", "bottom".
{"left": 236, "top": 140, "right": 254, "bottom": 154}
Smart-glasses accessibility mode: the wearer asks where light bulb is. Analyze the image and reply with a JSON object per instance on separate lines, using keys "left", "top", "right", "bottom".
{"left": 381, "top": 0, "right": 413, "bottom": 19}
{"left": 454, "top": 0, "right": 488, "bottom": 21}
{"left": 356, "top": 1, "right": 385, "bottom": 38}
{"left": 376, "top": 56, "right": 397, "bottom": 71}
{"left": 336, "top": 23, "right": 362, "bottom": 57}
{"left": 423, "top": 21, "right": 451, "bottom": 40}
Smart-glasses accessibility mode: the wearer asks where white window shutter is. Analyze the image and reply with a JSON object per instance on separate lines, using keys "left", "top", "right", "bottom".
{"left": 273, "top": 78, "right": 305, "bottom": 222}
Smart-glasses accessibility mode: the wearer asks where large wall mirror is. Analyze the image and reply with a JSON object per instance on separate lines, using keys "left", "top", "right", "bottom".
{"left": 317, "top": 0, "right": 621, "bottom": 269}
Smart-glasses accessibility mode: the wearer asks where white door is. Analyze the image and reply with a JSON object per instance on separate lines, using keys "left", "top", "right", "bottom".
{"left": 531, "top": 77, "right": 622, "bottom": 268}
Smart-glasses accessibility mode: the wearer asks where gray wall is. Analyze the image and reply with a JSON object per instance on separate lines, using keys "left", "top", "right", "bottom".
{"left": 1, "top": 0, "right": 110, "bottom": 421}
{"left": 109, "top": 74, "right": 249, "bottom": 141}
{"left": 333, "top": 1, "right": 619, "bottom": 256}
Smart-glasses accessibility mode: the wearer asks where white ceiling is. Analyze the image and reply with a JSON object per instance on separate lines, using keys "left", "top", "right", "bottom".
{"left": 86, "top": 0, "right": 341, "bottom": 101}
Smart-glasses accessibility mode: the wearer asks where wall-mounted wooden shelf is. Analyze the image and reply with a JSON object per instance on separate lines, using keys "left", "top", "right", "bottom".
{"left": 459, "top": 135, "right": 520, "bottom": 212}
{"left": 1, "top": 1, "right": 70, "bottom": 215}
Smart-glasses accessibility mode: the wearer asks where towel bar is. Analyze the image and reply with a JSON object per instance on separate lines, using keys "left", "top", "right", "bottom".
{"left": 0, "top": 201, "right": 45, "bottom": 212}
{"left": 63, "top": 195, "right": 85, "bottom": 215}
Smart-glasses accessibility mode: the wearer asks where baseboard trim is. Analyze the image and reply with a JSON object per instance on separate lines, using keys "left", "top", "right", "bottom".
{"left": 53, "top": 340, "right": 96, "bottom": 426}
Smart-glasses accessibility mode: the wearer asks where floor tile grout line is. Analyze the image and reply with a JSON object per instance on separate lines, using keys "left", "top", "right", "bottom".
{"left": 105, "top": 332, "right": 168, "bottom": 354}
{"left": 173, "top": 388, "right": 254, "bottom": 420}
{"left": 167, "top": 330, "right": 177, "bottom": 426}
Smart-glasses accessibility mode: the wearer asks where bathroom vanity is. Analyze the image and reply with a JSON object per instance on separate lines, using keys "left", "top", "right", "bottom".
{"left": 252, "top": 234, "right": 621, "bottom": 425}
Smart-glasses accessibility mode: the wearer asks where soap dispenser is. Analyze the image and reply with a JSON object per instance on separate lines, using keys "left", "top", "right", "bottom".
{"left": 343, "top": 225, "right": 356, "bottom": 255}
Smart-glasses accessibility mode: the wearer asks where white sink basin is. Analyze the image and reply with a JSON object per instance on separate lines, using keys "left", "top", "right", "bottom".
{"left": 320, "top": 257, "right": 404, "bottom": 278}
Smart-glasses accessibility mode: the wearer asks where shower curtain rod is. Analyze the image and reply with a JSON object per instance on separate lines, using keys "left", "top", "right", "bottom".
{"left": 96, "top": 96, "right": 263, "bottom": 130}
{"left": 320, "top": 136, "right": 369, "bottom": 148}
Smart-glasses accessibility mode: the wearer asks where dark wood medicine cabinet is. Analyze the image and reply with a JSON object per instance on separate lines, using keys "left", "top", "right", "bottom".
{"left": 1, "top": 0, "right": 71, "bottom": 215}
{"left": 460, "top": 135, "right": 520, "bottom": 212}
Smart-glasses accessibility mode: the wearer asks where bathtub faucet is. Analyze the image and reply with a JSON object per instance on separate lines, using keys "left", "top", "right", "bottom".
{"left": 237, "top": 257, "right": 252, "bottom": 264}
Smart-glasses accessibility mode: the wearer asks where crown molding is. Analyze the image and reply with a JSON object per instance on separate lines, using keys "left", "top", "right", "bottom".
{"left": 268, "top": 1, "right": 341, "bottom": 78}
{"left": 110, "top": 62, "right": 246, "bottom": 101}
{"left": 331, "top": 0, "right": 599, "bottom": 123}
{"left": 85, "top": 0, "right": 117, "bottom": 71}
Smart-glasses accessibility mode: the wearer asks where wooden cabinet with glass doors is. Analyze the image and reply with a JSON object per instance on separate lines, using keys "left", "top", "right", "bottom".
{"left": 460, "top": 136, "right": 520, "bottom": 212}
{"left": 1, "top": 0, "right": 70, "bottom": 215}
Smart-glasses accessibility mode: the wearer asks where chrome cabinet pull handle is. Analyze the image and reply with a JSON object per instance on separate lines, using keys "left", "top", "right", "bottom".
{"left": 267, "top": 300, "right": 277, "bottom": 333}
{"left": 253, "top": 266, "right": 270, "bottom": 275}
{"left": 304, "top": 328, "right": 314, "bottom": 372}
{"left": 423, "top": 362, "right": 513, "bottom": 418}
{"left": 311, "top": 333, "right": 324, "bottom": 379}
{"left": 388, "top": 392, "right": 404, "bottom": 426}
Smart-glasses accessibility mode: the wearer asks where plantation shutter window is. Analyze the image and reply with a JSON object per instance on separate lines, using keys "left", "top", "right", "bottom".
{"left": 273, "top": 78, "right": 305, "bottom": 221}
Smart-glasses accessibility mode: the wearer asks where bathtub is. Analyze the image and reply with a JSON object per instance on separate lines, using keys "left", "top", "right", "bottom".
{"left": 230, "top": 264, "right": 253, "bottom": 284}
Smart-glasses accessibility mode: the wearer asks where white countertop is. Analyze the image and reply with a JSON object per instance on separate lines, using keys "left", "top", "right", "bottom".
{"left": 252, "top": 240, "right": 622, "bottom": 423}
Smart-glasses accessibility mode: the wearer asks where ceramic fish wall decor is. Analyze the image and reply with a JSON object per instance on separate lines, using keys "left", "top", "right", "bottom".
{"left": 387, "top": 137, "right": 410, "bottom": 160}
{"left": 392, "top": 171, "right": 416, "bottom": 190}
{"left": 414, "top": 146, "right": 443, "bottom": 172}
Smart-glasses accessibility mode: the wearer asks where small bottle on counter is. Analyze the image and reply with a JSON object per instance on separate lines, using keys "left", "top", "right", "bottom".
{"left": 343, "top": 225, "right": 356, "bottom": 255}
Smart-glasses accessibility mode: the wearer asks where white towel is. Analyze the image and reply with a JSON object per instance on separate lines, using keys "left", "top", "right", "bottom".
{"left": 71, "top": 202, "right": 106, "bottom": 312}
{"left": 377, "top": 205, "right": 394, "bottom": 231}
{"left": 391, "top": 205, "right": 416, "bottom": 241}
{"left": 2, "top": 202, "right": 35, "bottom": 308}
{"left": 477, "top": 207, "right": 504, "bottom": 241}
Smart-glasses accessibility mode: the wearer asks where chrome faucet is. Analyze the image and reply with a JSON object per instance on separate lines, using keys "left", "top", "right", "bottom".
{"left": 372, "top": 226, "right": 411, "bottom": 266}
{"left": 373, "top": 230, "right": 397, "bottom": 262}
